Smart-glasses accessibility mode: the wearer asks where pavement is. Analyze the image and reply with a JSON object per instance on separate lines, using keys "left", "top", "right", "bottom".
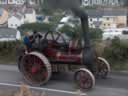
{"left": 0, "top": 64, "right": 128, "bottom": 96}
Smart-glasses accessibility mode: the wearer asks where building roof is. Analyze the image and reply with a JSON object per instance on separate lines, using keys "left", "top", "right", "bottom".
{"left": 0, "top": 28, "right": 17, "bottom": 38}
{"left": 10, "top": 12, "right": 23, "bottom": 20}
{"left": 93, "top": 21, "right": 102, "bottom": 26}
{"left": 86, "top": 9, "right": 103, "bottom": 18}
{"left": 103, "top": 9, "right": 127, "bottom": 16}
{"left": 24, "top": 8, "right": 34, "bottom": 14}
{"left": 14, "top": 13, "right": 23, "bottom": 19}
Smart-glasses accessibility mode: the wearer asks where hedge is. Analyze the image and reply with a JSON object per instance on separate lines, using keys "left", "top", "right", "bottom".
{"left": 0, "top": 41, "right": 24, "bottom": 64}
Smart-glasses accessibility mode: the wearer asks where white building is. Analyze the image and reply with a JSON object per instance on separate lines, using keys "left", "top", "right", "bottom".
{"left": 0, "top": 0, "right": 8, "bottom": 4}
{"left": 88, "top": 8, "right": 128, "bottom": 29}
{"left": 8, "top": 6, "right": 36, "bottom": 28}
{"left": 0, "top": 0, "right": 25, "bottom": 5}
{"left": 87, "top": 10, "right": 103, "bottom": 28}
{"left": 89, "top": 17, "right": 103, "bottom": 28}
{"left": 81, "top": 0, "right": 120, "bottom": 6}
{"left": 24, "top": 8, "right": 36, "bottom": 23}
{"left": 0, "top": 0, "right": 42, "bottom": 5}
{"left": 8, "top": 13, "right": 24, "bottom": 29}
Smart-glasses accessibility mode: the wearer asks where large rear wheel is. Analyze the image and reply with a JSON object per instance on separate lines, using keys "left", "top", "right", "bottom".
{"left": 20, "top": 52, "right": 51, "bottom": 86}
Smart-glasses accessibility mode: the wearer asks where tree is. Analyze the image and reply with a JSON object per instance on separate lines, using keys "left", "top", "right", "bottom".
{"left": 89, "top": 28, "right": 103, "bottom": 40}
{"left": 59, "top": 25, "right": 103, "bottom": 40}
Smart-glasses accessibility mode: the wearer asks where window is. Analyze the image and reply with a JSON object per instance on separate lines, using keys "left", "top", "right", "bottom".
{"left": 106, "top": 18, "right": 110, "bottom": 20}
{"left": 90, "top": 18, "right": 92, "bottom": 21}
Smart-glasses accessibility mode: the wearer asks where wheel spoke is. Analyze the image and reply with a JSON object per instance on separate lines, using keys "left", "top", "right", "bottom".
{"left": 20, "top": 52, "right": 51, "bottom": 85}
{"left": 51, "top": 32, "right": 55, "bottom": 41}
{"left": 74, "top": 69, "right": 95, "bottom": 90}
{"left": 55, "top": 33, "right": 61, "bottom": 41}
{"left": 97, "top": 58, "right": 109, "bottom": 78}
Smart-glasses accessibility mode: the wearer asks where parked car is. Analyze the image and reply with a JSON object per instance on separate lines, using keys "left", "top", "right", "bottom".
{"left": 102, "top": 28, "right": 128, "bottom": 40}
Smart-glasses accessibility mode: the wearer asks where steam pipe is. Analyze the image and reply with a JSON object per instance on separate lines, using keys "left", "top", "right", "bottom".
{"left": 71, "top": 8, "right": 90, "bottom": 48}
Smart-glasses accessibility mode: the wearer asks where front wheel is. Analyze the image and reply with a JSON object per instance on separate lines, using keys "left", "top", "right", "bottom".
{"left": 96, "top": 57, "right": 110, "bottom": 78}
{"left": 74, "top": 68, "right": 95, "bottom": 90}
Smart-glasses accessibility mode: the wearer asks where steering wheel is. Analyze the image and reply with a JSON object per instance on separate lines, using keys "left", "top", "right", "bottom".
{"left": 44, "top": 31, "right": 67, "bottom": 46}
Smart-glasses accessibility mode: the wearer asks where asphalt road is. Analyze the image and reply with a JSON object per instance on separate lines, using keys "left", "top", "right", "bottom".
{"left": 0, "top": 65, "right": 128, "bottom": 96}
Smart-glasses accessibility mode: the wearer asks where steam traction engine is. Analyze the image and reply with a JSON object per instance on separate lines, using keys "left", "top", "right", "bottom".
{"left": 17, "top": 30, "right": 110, "bottom": 90}
{"left": 17, "top": 0, "right": 110, "bottom": 89}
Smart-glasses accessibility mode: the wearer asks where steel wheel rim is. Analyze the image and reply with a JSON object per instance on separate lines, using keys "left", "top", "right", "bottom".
{"left": 75, "top": 70, "right": 93, "bottom": 89}
{"left": 98, "top": 59, "right": 108, "bottom": 77}
{"left": 21, "top": 54, "right": 48, "bottom": 85}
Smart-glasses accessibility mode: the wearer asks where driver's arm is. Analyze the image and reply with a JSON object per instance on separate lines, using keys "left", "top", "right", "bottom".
{"left": 29, "top": 35, "right": 35, "bottom": 43}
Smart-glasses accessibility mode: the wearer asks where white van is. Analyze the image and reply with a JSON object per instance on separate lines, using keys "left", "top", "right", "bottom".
{"left": 102, "top": 28, "right": 128, "bottom": 40}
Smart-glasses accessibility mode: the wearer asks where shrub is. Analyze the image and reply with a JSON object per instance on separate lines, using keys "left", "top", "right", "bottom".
{"left": 89, "top": 28, "right": 103, "bottom": 40}
{"left": 59, "top": 25, "right": 103, "bottom": 40}
{"left": 59, "top": 25, "right": 79, "bottom": 37}
{"left": 103, "top": 38, "right": 128, "bottom": 62}
{"left": 18, "top": 23, "right": 54, "bottom": 35}
{"left": 0, "top": 41, "right": 23, "bottom": 63}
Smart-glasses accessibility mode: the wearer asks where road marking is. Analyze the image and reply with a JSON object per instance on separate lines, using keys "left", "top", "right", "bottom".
{"left": 0, "top": 82, "right": 87, "bottom": 96}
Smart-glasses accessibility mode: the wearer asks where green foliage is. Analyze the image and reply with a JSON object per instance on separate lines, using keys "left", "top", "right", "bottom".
{"left": 49, "top": 14, "right": 63, "bottom": 24}
{"left": 103, "top": 38, "right": 128, "bottom": 62}
{"left": 102, "top": 38, "right": 128, "bottom": 70}
{"left": 41, "top": 8, "right": 54, "bottom": 15}
{"left": 59, "top": 25, "right": 103, "bottom": 40}
{"left": 0, "top": 41, "right": 23, "bottom": 63}
{"left": 59, "top": 25, "right": 77, "bottom": 37}
{"left": 18, "top": 23, "right": 54, "bottom": 35}
{"left": 89, "top": 28, "right": 103, "bottom": 40}
{"left": 0, "top": 41, "right": 16, "bottom": 54}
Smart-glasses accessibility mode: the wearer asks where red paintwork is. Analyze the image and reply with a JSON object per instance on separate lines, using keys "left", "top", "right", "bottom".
{"left": 42, "top": 40, "right": 82, "bottom": 64}
{"left": 26, "top": 32, "right": 82, "bottom": 64}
